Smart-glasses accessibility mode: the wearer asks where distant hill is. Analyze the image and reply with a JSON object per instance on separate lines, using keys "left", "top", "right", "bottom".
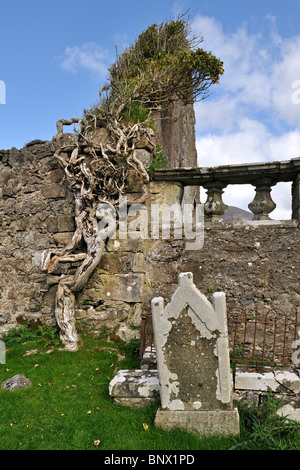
{"left": 222, "top": 206, "right": 253, "bottom": 221}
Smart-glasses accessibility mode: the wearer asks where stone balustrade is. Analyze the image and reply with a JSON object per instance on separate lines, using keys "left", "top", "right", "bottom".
{"left": 153, "top": 157, "right": 300, "bottom": 222}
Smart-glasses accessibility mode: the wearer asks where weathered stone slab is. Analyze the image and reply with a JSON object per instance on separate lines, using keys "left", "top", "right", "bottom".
{"left": 155, "top": 409, "right": 240, "bottom": 437}
{"left": 92, "top": 273, "right": 144, "bottom": 303}
{"left": 41, "top": 183, "right": 66, "bottom": 199}
{"left": 235, "top": 366, "right": 300, "bottom": 393}
{"left": 109, "top": 369, "right": 160, "bottom": 406}
{"left": 53, "top": 232, "right": 75, "bottom": 246}
{"left": 106, "top": 235, "right": 143, "bottom": 253}
{"left": 132, "top": 253, "right": 145, "bottom": 273}
{"left": 151, "top": 272, "right": 239, "bottom": 436}
{"left": 277, "top": 403, "right": 300, "bottom": 423}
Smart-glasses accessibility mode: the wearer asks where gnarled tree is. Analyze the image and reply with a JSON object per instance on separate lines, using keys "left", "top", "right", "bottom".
{"left": 42, "top": 16, "right": 224, "bottom": 350}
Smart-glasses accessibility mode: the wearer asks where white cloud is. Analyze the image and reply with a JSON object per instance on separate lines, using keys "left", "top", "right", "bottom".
{"left": 196, "top": 119, "right": 273, "bottom": 167}
{"left": 197, "top": 121, "right": 300, "bottom": 168}
{"left": 193, "top": 13, "right": 300, "bottom": 132}
{"left": 192, "top": 13, "right": 300, "bottom": 219}
{"left": 59, "top": 42, "right": 110, "bottom": 79}
{"left": 271, "top": 36, "right": 300, "bottom": 126}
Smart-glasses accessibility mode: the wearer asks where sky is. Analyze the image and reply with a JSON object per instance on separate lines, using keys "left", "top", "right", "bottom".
{"left": 1, "top": 0, "right": 300, "bottom": 218}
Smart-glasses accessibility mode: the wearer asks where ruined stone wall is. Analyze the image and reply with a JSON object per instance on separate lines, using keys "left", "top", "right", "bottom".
{"left": 0, "top": 139, "right": 76, "bottom": 333}
{"left": 142, "top": 219, "right": 300, "bottom": 320}
{"left": 1, "top": 141, "right": 300, "bottom": 344}
{"left": 77, "top": 184, "right": 300, "bottom": 342}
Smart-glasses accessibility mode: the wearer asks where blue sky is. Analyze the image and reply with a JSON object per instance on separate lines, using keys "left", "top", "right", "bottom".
{"left": 1, "top": 0, "right": 300, "bottom": 217}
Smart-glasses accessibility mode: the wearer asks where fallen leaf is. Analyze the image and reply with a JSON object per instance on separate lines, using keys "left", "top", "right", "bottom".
{"left": 142, "top": 423, "right": 149, "bottom": 432}
{"left": 94, "top": 440, "right": 101, "bottom": 447}
{"left": 23, "top": 349, "right": 40, "bottom": 356}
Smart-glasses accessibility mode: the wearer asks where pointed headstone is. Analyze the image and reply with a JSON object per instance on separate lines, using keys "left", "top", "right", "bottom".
{"left": 151, "top": 272, "right": 239, "bottom": 436}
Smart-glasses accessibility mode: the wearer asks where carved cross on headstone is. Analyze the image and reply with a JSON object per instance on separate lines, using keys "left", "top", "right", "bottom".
{"left": 151, "top": 272, "right": 239, "bottom": 436}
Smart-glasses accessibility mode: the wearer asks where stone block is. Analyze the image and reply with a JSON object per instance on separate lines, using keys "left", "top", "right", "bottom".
{"left": 47, "top": 168, "right": 65, "bottom": 183}
{"left": 106, "top": 234, "right": 144, "bottom": 253}
{"left": 46, "top": 215, "right": 75, "bottom": 233}
{"left": 132, "top": 253, "right": 145, "bottom": 273}
{"left": 41, "top": 183, "right": 67, "bottom": 199}
{"left": 154, "top": 409, "right": 240, "bottom": 437}
{"left": 127, "top": 169, "right": 145, "bottom": 193}
{"left": 109, "top": 369, "right": 160, "bottom": 406}
{"left": 277, "top": 403, "right": 300, "bottom": 423}
{"left": 96, "top": 253, "right": 132, "bottom": 275}
{"left": 92, "top": 273, "right": 144, "bottom": 303}
{"left": 57, "top": 215, "right": 75, "bottom": 232}
{"left": 53, "top": 232, "right": 75, "bottom": 246}
{"left": 133, "top": 149, "right": 152, "bottom": 167}
{"left": 2, "top": 374, "right": 32, "bottom": 391}
{"left": 235, "top": 366, "right": 300, "bottom": 393}
{"left": 149, "top": 181, "right": 183, "bottom": 206}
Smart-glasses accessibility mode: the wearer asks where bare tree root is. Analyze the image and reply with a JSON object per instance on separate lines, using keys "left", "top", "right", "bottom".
{"left": 42, "top": 106, "right": 155, "bottom": 350}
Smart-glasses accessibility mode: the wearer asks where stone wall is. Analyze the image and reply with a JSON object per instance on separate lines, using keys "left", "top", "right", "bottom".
{"left": 77, "top": 182, "right": 300, "bottom": 343}
{"left": 144, "top": 219, "right": 300, "bottom": 319}
{"left": 1, "top": 142, "right": 300, "bottom": 345}
{"left": 0, "top": 138, "right": 76, "bottom": 333}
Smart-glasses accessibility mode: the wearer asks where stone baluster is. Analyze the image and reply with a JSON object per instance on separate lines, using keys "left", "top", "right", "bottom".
{"left": 203, "top": 181, "right": 228, "bottom": 221}
{"left": 248, "top": 178, "right": 276, "bottom": 220}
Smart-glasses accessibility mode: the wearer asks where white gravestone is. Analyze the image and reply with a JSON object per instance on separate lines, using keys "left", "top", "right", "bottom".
{"left": 151, "top": 272, "right": 239, "bottom": 436}
{"left": 0, "top": 341, "right": 5, "bottom": 364}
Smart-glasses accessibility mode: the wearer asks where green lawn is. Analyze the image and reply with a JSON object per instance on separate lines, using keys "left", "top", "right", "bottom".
{"left": 0, "top": 326, "right": 299, "bottom": 450}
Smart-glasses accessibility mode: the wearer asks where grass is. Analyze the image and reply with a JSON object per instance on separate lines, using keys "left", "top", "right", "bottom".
{"left": 0, "top": 325, "right": 300, "bottom": 450}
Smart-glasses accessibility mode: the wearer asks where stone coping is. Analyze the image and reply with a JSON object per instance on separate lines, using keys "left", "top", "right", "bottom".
{"left": 204, "top": 220, "right": 299, "bottom": 230}
{"left": 234, "top": 365, "right": 300, "bottom": 394}
{"left": 153, "top": 157, "right": 300, "bottom": 186}
{"left": 155, "top": 409, "right": 240, "bottom": 437}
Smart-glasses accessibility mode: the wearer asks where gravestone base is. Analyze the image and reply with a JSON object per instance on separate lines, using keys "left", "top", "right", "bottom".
{"left": 155, "top": 409, "right": 240, "bottom": 437}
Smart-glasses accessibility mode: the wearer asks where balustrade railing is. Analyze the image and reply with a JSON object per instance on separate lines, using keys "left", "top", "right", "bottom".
{"left": 153, "top": 157, "right": 300, "bottom": 223}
